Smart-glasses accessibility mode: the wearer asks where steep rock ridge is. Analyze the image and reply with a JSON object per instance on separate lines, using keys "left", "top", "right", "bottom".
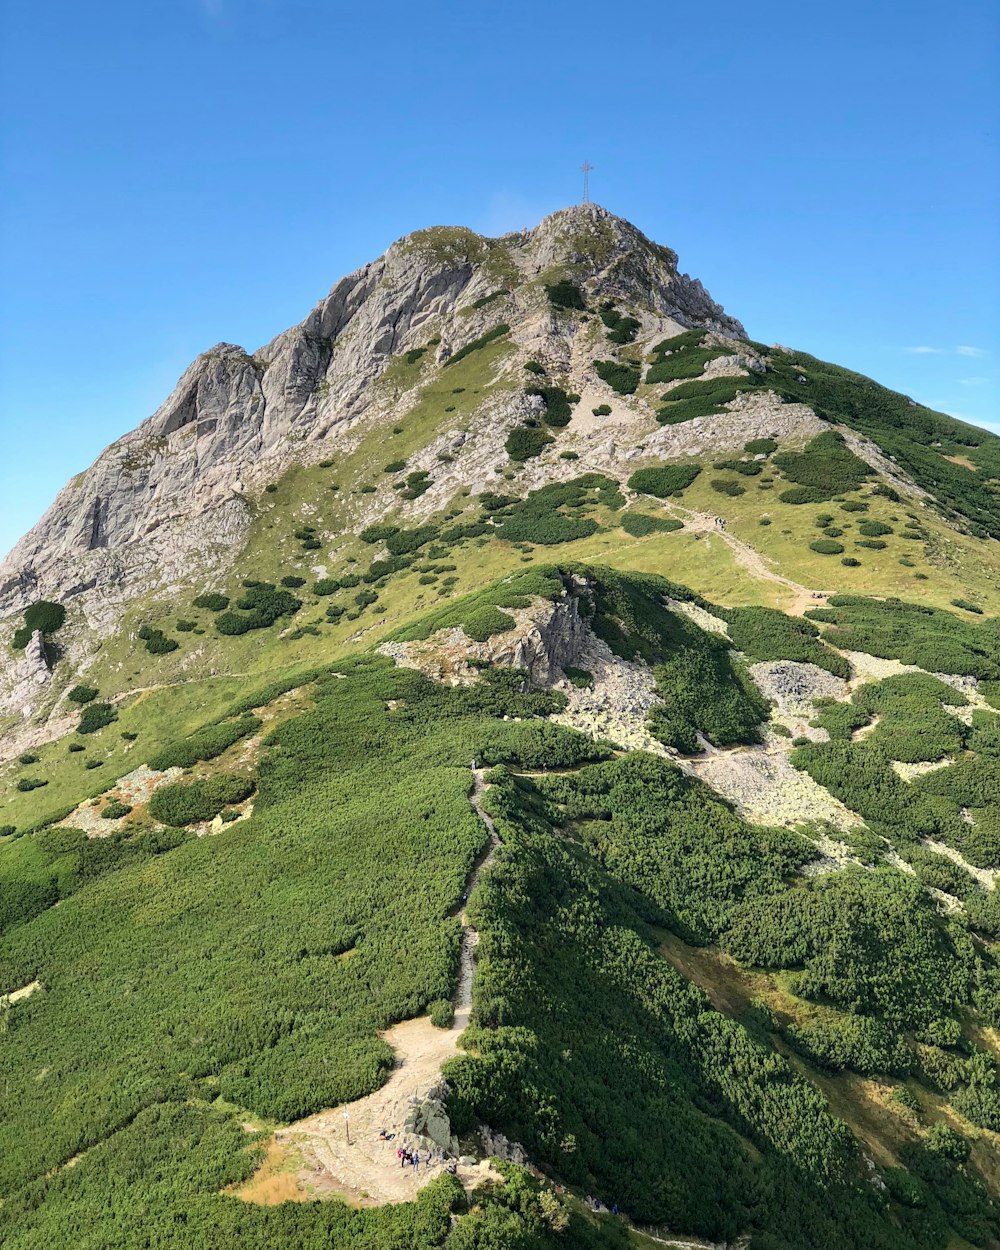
{"left": 0, "top": 205, "right": 741, "bottom": 629}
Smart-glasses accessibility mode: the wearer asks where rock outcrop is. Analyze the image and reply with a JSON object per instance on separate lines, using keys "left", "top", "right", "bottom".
{"left": 0, "top": 205, "right": 743, "bottom": 632}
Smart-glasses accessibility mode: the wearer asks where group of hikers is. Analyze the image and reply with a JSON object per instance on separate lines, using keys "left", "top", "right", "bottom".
{"left": 378, "top": 1130, "right": 455, "bottom": 1174}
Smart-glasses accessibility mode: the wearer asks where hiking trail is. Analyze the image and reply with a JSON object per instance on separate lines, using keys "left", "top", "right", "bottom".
{"left": 235, "top": 768, "right": 499, "bottom": 1207}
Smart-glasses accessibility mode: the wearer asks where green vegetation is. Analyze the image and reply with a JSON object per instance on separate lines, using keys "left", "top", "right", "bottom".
{"left": 215, "top": 584, "right": 301, "bottom": 636}
{"left": 77, "top": 704, "right": 117, "bottom": 735}
{"left": 722, "top": 606, "right": 851, "bottom": 677}
{"left": 11, "top": 601, "right": 65, "bottom": 651}
{"left": 627, "top": 465, "right": 700, "bottom": 497}
{"left": 148, "top": 774, "right": 255, "bottom": 826}
{"left": 66, "top": 685, "right": 98, "bottom": 705}
{"left": 594, "top": 360, "right": 640, "bottom": 395}
{"left": 527, "top": 385, "right": 575, "bottom": 427}
{"left": 810, "top": 539, "right": 845, "bottom": 555}
{"left": 444, "top": 323, "right": 510, "bottom": 367}
{"left": 493, "top": 477, "right": 622, "bottom": 546}
{"left": 544, "top": 281, "right": 585, "bottom": 310}
{"left": 599, "top": 305, "right": 640, "bottom": 344}
{"left": 772, "top": 431, "right": 871, "bottom": 501}
{"left": 148, "top": 715, "right": 261, "bottom": 771}
{"left": 505, "top": 424, "right": 553, "bottom": 462}
{"left": 656, "top": 376, "right": 756, "bottom": 425}
{"left": 138, "top": 625, "right": 179, "bottom": 655}
{"left": 620, "top": 511, "right": 683, "bottom": 537}
{"left": 712, "top": 479, "right": 746, "bottom": 497}
{"left": 192, "top": 593, "right": 229, "bottom": 612}
{"left": 745, "top": 437, "right": 778, "bottom": 454}
{"left": 806, "top": 596, "right": 1000, "bottom": 678}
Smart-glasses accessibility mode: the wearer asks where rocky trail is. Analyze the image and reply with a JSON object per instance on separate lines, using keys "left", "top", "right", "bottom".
{"left": 236, "top": 769, "right": 500, "bottom": 1207}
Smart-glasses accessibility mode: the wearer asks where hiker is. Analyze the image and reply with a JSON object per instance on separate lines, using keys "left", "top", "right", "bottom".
{"left": 412, "top": 1151, "right": 420, "bottom": 1171}
{"left": 398, "top": 1148, "right": 406, "bottom": 1168}
{"left": 425, "top": 1151, "right": 432, "bottom": 1170}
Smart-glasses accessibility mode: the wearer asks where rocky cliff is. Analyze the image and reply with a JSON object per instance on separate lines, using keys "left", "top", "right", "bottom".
{"left": 0, "top": 204, "right": 742, "bottom": 634}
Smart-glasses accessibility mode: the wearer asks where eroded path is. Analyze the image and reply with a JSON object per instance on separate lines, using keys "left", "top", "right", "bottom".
{"left": 236, "top": 769, "right": 499, "bottom": 1207}
{"left": 665, "top": 506, "right": 833, "bottom": 615}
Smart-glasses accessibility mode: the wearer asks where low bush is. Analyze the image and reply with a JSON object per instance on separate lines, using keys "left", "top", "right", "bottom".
{"left": 16, "top": 777, "right": 47, "bottom": 792}
{"left": 192, "top": 593, "right": 229, "bottom": 611}
{"left": 773, "top": 432, "right": 870, "bottom": 501}
{"left": 18, "top": 753, "right": 38, "bottom": 765}
{"left": 810, "top": 539, "right": 845, "bottom": 554}
{"left": 524, "top": 360, "right": 545, "bottom": 375}
{"left": 545, "top": 281, "right": 585, "bottom": 310}
{"left": 594, "top": 360, "right": 640, "bottom": 394}
{"left": 67, "top": 685, "right": 98, "bottom": 705}
{"left": 859, "top": 520, "right": 894, "bottom": 537}
{"left": 592, "top": 403, "right": 612, "bottom": 416}
{"left": 78, "top": 703, "right": 118, "bottom": 735}
{"left": 711, "top": 480, "right": 745, "bottom": 497}
{"left": 951, "top": 598, "right": 984, "bottom": 615}
{"left": 506, "top": 425, "right": 554, "bottom": 462}
{"left": 655, "top": 376, "right": 757, "bottom": 426}
{"left": 280, "top": 576, "right": 306, "bottom": 588}
{"left": 216, "top": 583, "right": 302, "bottom": 635}
{"left": 858, "top": 539, "right": 887, "bottom": 550}
{"left": 149, "top": 715, "right": 261, "bottom": 771}
{"left": 714, "top": 458, "right": 762, "bottom": 476}
{"left": 745, "top": 437, "right": 778, "bottom": 455}
{"left": 842, "top": 557, "right": 861, "bottom": 567}
{"left": 403, "top": 347, "right": 425, "bottom": 365}
{"left": 138, "top": 626, "right": 179, "bottom": 655}
{"left": 383, "top": 459, "right": 406, "bottom": 473}
{"left": 462, "top": 606, "right": 515, "bottom": 642}
{"left": 840, "top": 500, "right": 869, "bottom": 513}
{"left": 101, "top": 801, "right": 133, "bottom": 821}
{"left": 780, "top": 486, "right": 829, "bottom": 504}
{"left": 627, "top": 465, "right": 700, "bottom": 497}
{"left": 444, "top": 323, "right": 510, "bottom": 366}
{"left": 428, "top": 999, "right": 454, "bottom": 1029}
{"left": 527, "top": 385, "right": 574, "bottom": 427}
{"left": 12, "top": 600, "right": 65, "bottom": 648}
{"left": 313, "top": 579, "right": 339, "bottom": 596}
{"left": 620, "top": 512, "right": 683, "bottom": 537}
{"left": 149, "top": 774, "right": 255, "bottom": 827}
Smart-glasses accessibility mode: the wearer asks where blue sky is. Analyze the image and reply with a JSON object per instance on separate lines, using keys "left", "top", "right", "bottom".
{"left": 1, "top": 0, "right": 997, "bottom": 559}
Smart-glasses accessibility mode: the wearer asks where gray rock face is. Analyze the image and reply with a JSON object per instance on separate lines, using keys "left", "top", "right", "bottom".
{"left": 0, "top": 205, "right": 743, "bottom": 622}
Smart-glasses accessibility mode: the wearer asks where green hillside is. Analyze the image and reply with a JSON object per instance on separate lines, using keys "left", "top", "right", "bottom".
{"left": 2, "top": 209, "right": 1000, "bottom": 1249}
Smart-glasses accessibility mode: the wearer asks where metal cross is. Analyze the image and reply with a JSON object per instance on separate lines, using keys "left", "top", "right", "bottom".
{"left": 581, "top": 161, "right": 593, "bottom": 203}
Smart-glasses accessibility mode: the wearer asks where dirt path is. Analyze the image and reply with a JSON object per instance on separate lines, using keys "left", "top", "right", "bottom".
{"left": 236, "top": 770, "right": 499, "bottom": 1207}
{"left": 663, "top": 505, "right": 832, "bottom": 615}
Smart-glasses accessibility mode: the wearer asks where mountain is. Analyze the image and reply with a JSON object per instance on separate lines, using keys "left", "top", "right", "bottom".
{"left": 2, "top": 205, "right": 1000, "bottom": 1250}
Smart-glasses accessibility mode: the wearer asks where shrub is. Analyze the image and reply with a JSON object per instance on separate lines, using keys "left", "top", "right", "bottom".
{"left": 859, "top": 520, "right": 893, "bottom": 537}
{"left": 281, "top": 576, "right": 306, "bottom": 588}
{"left": 601, "top": 308, "right": 640, "bottom": 344}
{"left": 12, "top": 600, "right": 65, "bottom": 649}
{"left": 780, "top": 486, "right": 829, "bottom": 505}
{"left": 313, "top": 579, "right": 339, "bottom": 596}
{"left": 563, "top": 666, "right": 593, "bottom": 688}
{"left": 192, "top": 593, "right": 229, "bottom": 612}
{"left": 711, "top": 479, "right": 745, "bottom": 497}
{"left": 444, "top": 323, "right": 510, "bottom": 366}
{"left": 78, "top": 703, "right": 118, "bottom": 735}
{"left": 951, "top": 598, "right": 983, "bottom": 614}
{"left": 527, "top": 385, "right": 574, "bottom": 427}
{"left": 264, "top": 484, "right": 277, "bottom": 494}
{"left": 101, "top": 801, "right": 133, "bottom": 820}
{"left": 403, "top": 348, "right": 425, "bottom": 365}
{"left": 139, "top": 628, "right": 179, "bottom": 655}
{"left": 383, "top": 459, "right": 406, "bottom": 473}
{"left": 620, "top": 512, "right": 683, "bottom": 537}
{"left": 149, "top": 715, "right": 261, "bottom": 771}
{"left": 594, "top": 360, "right": 640, "bottom": 395}
{"left": 506, "top": 425, "right": 553, "bottom": 462}
{"left": 745, "top": 438, "right": 778, "bottom": 455}
{"left": 842, "top": 557, "right": 861, "bottom": 567}
{"left": 656, "top": 376, "right": 757, "bottom": 425}
{"left": 524, "top": 360, "right": 546, "bottom": 375}
{"left": 67, "top": 684, "right": 98, "bottom": 705}
{"left": 559, "top": 451, "right": 579, "bottom": 461}
{"left": 810, "top": 539, "right": 845, "bottom": 554}
{"left": 714, "top": 458, "right": 762, "bottom": 477}
{"left": 773, "top": 432, "right": 870, "bottom": 501}
{"left": 544, "top": 281, "right": 585, "bottom": 310}
{"left": 216, "top": 584, "right": 302, "bottom": 635}
{"left": 857, "top": 539, "right": 887, "bottom": 550}
{"left": 18, "top": 752, "right": 39, "bottom": 764}
{"left": 401, "top": 471, "right": 432, "bottom": 499}
{"left": 592, "top": 403, "right": 612, "bottom": 416}
{"left": 429, "top": 999, "right": 454, "bottom": 1029}
{"left": 462, "top": 607, "right": 515, "bottom": 642}
{"left": 176, "top": 619, "right": 196, "bottom": 632}
{"left": 840, "top": 500, "right": 869, "bottom": 513}
{"left": 68, "top": 743, "right": 85, "bottom": 753}
{"left": 16, "top": 777, "right": 47, "bottom": 792}
{"left": 149, "top": 774, "right": 255, "bottom": 827}
{"left": 627, "top": 466, "right": 700, "bottom": 497}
